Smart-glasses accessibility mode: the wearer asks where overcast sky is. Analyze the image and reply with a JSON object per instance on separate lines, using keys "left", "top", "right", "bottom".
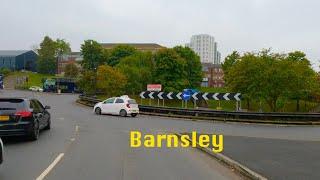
{"left": 1, "top": 0, "right": 319, "bottom": 69}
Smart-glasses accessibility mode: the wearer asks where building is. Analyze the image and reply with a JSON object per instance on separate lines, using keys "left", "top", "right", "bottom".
{"left": 57, "top": 52, "right": 83, "bottom": 74}
{"left": 101, "top": 43, "right": 165, "bottom": 53}
{"left": 186, "top": 34, "right": 220, "bottom": 64}
{"left": 0, "top": 50, "right": 37, "bottom": 71}
{"left": 201, "top": 63, "right": 225, "bottom": 88}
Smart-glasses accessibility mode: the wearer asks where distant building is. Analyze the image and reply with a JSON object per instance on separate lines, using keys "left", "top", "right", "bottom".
{"left": 201, "top": 63, "right": 224, "bottom": 88}
{"left": 57, "top": 52, "right": 82, "bottom": 74}
{"left": 0, "top": 50, "right": 37, "bottom": 71}
{"left": 186, "top": 34, "right": 221, "bottom": 64}
{"left": 101, "top": 43, "right": 165, "bottom": 53}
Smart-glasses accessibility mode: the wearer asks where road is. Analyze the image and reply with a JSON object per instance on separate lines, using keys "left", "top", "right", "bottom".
{"left": 0, "top": 90, "right": 239, "bottom": 180}
{"left": 0, "top": 90, "right": 320, "bottom": 180}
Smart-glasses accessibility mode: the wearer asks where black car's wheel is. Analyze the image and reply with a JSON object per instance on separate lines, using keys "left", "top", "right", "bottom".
{"left": 95, "top": 107, "right": 102, "bottom": 115}
{"left": 120, "top": 109, "right": 127, "bottom": 117}
{"left": 131, "top": 113, "right": 137, "bottom": 117}
{"left": 29, "top": 121, "right": 40, "bottom": 141}
{"left": 44, "top": 118, "right": 51, "bottom": 130}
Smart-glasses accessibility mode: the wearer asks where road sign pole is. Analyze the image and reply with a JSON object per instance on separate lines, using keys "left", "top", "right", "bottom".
{"left": 194, "top": 99, "right": 196, "bottom": 109}
{"left": 236, "top": 101, "right": 239, "bottom": 111}
{"left": 149, "top": 99, "right": 151, "bottom": 106}
{"left": 182, "top": 100, "right": 184, "bottom": 108}
{"left": 157, "top": 99, "right": 160, "bottom": 106}
{"left": 162, "top": 99, "right": 164, "bottom": 107}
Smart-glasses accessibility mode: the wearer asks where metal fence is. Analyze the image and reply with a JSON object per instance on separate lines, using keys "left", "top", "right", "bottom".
{"left": 78, "top": 95, "right": 320, "bottom": 124}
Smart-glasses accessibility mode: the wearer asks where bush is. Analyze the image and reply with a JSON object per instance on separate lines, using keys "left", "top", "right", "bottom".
{"left": 0, "top": 68, "right": 12, "bottom": 76}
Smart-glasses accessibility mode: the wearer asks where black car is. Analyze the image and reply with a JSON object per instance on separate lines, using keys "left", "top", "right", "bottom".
{"left": 0, "top": 98, "right": 51, "bottom": 140}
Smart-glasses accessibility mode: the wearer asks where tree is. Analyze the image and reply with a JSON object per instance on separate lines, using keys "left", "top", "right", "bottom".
{"left": 56, "top": 39, "right": 71, "bottom": 56}
{"left": 285, "top": 53, "right": 318, "bottom": 111}
{"left": 153, "top": 49, "right": 187, "bottom": 92}
{"left": 64, "top": 63, "right": 79, "bottom": 78}
{"left": 224, "top": 49, "right": 319, "bottom": 112}
{"left": 107, "top": 45, "right": 137, "bottom": 66}
{"left": 173, "top": 46, "right": 203, "bottom": 88}
{"left": 287, "top": 51, "right": 308, "bottom": 62}
{"left": 77, "top": 70, "right": 97, "bottom": 95}
{"left": 37, "top": 36, "right": 72, "bottom": 74}
{"left": 96, "top": 65, "right": 127, "bottom": 96}
{"left": 81, "top": 40, "right": 107, "bottom": 71}
{"left": 37, "top": 36, "right": 57, "bottom": 74}
{"left": 116, "top": 52, "right": 154, "bottom": 94}
{"left": 222, "top": 51, "right": 240, "bottom": 74}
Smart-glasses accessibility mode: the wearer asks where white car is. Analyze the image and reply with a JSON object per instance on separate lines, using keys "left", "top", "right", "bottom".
{"left": 29, "top": 86, "right": 43, "bottom": 92}
{"left": 93, "top": 95, "right": 139, "bottom": 117}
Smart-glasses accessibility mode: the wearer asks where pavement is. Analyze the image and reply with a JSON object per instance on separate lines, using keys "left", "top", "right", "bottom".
{"left": 0, "top": 90, "right": 240, "bottom": 180}
{"left": 0, "top": 90, "right": 320, "bottom": 180}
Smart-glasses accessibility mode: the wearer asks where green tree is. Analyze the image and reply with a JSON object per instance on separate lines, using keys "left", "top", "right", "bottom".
{"left": 285, "top": 53, "right": 318, "bottom": 111}
{"left": 116, "top": 52, "right": 154, "bottom": 94}
{"left": 81, "top": 40, "right": 106, "bottom": 71}
{"left": 96, "top": 65, "right": 127, "bottom": 96}
{"left": 77, "top": 70, "right": 97, "bottom": 95}
{"left": 224, "top": 49, "right": 319, "bottom": 112}
{"left": 222, "top": 51, "right": 240, "bottom": 74}
{"left": 173, "top": 46, "right": 203, "bottom": 88}
{"left": 56, "top": 39, "right": 71, "bottom": 55}
{"left": 287, "top": 51, "right": 308, "bottom": 62}
{"left": 153, "top": 49, "right": 187, "bottom": 92}
{"left": 37, "top": 36, "right": 57, "bottom": 74}
{"left": 64, "top": 63, "right": 79, "bottom": 78}
{"left": 37, "top": 36, "right": 71, "bottom": 74}
{"left": 107, "top": 45, "right": 137, "bottom": 66}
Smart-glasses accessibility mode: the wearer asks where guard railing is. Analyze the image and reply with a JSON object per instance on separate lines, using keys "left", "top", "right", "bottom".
{"left": 78, "top": 95, "right": 320, "bottom": 124}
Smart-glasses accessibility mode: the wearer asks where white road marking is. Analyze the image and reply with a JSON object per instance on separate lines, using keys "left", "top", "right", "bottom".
{"left": 75, "top": 125, "right": 79, "bottom": 132}
{"left": 70, "top": 138, "right": 75, "bottom": 142}
{"left": 36, "top": 153, "right": 65, "bottom": 180}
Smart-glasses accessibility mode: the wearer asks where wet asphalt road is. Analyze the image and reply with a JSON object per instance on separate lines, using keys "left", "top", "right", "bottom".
{"left": 0, "top": 90, "right": 319, "bottom": 180}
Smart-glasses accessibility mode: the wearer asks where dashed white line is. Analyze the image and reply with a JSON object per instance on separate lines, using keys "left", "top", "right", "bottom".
{"left": 75, "top": 125, "right": 79, "bottom": 132}
{"left": 36, "top": 153, "right": 65, "bottom": 180}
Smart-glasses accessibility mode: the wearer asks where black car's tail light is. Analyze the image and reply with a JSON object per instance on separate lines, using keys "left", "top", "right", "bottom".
{"left": 15, "top": 111, "right": 32, "bottom": 118}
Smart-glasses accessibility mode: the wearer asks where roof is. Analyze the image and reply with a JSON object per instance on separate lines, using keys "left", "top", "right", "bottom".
{"left": 0, "top": 50, "right": 31, "bottom": 57}
{"left": 100, "top": 43, "right": 164, "bottom": 49}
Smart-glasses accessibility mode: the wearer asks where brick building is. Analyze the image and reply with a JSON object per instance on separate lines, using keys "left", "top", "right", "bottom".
{"left": 57, "top": 52, "right": 82, "bottom": 74}
{"left": 101, "top": 43, "right": 165, "bottom": 53}
{"left": 201, "top": 63, "right": 225, "bottom": 88}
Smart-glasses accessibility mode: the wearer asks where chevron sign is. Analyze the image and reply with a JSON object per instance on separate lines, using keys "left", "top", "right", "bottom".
{"left": 139, "top": 91, "right": 242, "bottom": 101}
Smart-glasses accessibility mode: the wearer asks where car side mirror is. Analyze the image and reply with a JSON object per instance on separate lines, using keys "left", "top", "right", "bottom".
{"left": 45, "top": 105, "right": 51, "bottom": 110}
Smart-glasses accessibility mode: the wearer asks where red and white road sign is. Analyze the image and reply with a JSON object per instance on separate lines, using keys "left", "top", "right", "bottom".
{"left": 147, "top": 84, "right": 162, "bottom": 91}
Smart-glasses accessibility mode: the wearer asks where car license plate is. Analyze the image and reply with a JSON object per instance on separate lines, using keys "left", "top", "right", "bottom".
{"left": 0, "top": 115, "right": 9, "bottom": 121}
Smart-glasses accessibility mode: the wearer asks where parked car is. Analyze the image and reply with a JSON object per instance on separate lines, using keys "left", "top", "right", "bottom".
{"left": 29, "top": 86, "right": 43, "bottom": 92}
{"left": 93, "top": 95, "right": 139, "bottom": 117}
{"left": 0, "top": 137, "right": 3, "bottom": 164}
{"left": 0, "top": 98, "right": 51, "bottom": 140}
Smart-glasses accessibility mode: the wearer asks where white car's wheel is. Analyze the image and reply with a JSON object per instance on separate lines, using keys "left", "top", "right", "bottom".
{"left": 120, "top": 109, "right": 127, "bottom": 117}
{"left": 95, "top": 107, "right": 102, "bottom": 115}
